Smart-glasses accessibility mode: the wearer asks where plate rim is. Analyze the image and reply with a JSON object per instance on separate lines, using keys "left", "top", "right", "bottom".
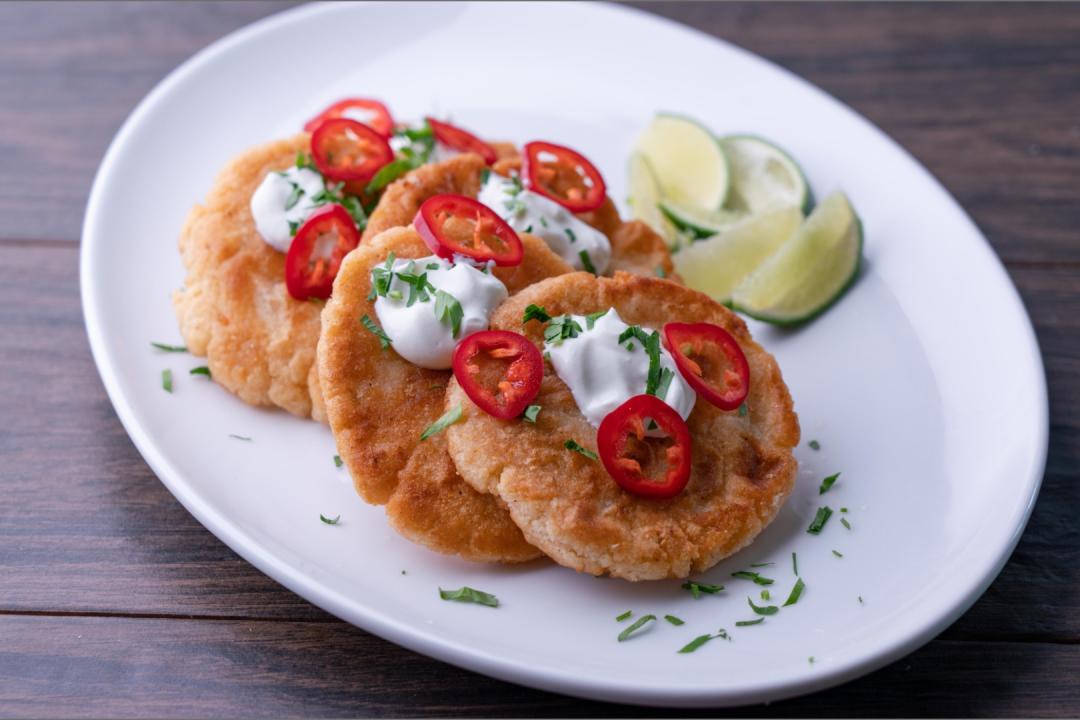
{"left": 79, "top": 0, "right": 1049, "bottom": 707}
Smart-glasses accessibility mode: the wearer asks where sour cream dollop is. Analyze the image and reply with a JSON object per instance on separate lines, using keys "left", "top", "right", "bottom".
{"left": 250, "top": 166, "right": 326, "bottom": 253}
{"left": 545, "top": 309, "right": 695, "bottom": 427}
{"left": 373, "top": 255, "right": 508, "bottom": 369}
{"left": 477, "top": 173, "right": 611, "bottom": 275}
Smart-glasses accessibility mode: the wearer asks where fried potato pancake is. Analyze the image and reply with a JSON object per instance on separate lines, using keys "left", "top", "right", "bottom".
{"left": 318, "top": 226, "right": 572, "bottom": 562}
{"left": 444, "top": 272, "right": 800, "bottom": 580}
{"left": 174, "top": 134, "right": 329, "bottom": 421}
{"left": 364, "top": 154, "right": 676, "bottom": 279}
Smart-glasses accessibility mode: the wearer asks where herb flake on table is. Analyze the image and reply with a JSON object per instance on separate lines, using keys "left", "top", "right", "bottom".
{"left": 832, "top": 549, "right": 844, "bottom": 558}
{"left": 616, "top": 610, "right": 633, "bottom": 622}
{"left": 819, "top": 472, "right": 840, "bottom": 495}
{"left": 439, "top": 586, "right": 498, "bottom": 608}
{"left": 682, "top": 581, "right": 724, "bottom": 599}
{"left": 736, "top": 617, "right": 765, "bottom": 627}
{"left": 748, "top": 597, "right": 779, "bottom": 616}
{"left": 731, "top": 570, "right": 774, "bottom": 586}
{"left": 783, "top": 577, "right": 806, "bottom": 607}
{"left": 189, "top": 366, "right": 211, "bottom": 377}
{"left": 151, "top": 342, "right": 187, "bottom": 352}
{"left": 809, "top": 439, "right": 821, "bottom": 450}
{"left": 678, "top": 629, "right": 728, "bottom": 654}
{"left": 333, "top": 455, "right": 343, "bottom": 468}
{"left": 664, "top": 614, "right": 685, "bottom": 626}
{"left": 228, "top": 434, "right": 252, "bottom": 441}
{"left": 617, "top": 614, "right": 656, "bottom": 642}
{"left": 841, "top": 517, "right": 852, "bottom": 530}
{"left": 807, "top": 506, "right": 833, "bottom": 534}
{"left": 320, "top": 514, "right": 340, "bottom": 525}
{"left": 792, "top": 551, "right": 798, "bottom": 576}
{"left": 161, "top": 369, "right": 173, "bottom": 393}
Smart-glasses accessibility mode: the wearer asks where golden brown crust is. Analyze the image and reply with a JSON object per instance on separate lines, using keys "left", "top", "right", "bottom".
{"left": 368, "top": 156, "right": 675, "bottom": 279}
{"left": 173, "top": 133, "right": 328, "bottom": 421}
{"left": 317, "top": 226, "right": 572, "bottom": 562}
{"left": 444, "top": 272, "right": 800, "bottom": 580}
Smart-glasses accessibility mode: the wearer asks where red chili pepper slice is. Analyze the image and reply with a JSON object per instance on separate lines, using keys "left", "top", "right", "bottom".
{"left": 413, "top": 194, "right": 524, "bottom": 266}
{"left": 522, "top": 140, "right": 607, "bottom": 213}
{"left": 426, "top": 117, "right": 498, "bottom": 165}
{"left": 597, "top": 394, "right": 693, "bottom": 500}
{"left": 452, "top": 330, "right": 543, "bottom": 420}
{"left": 662, "top": 322, "right": 750, "bottom": 411}
{"left": 304, "top": 98, "right": 395, "bottom": 137}
{"left": 284, "top": 204, "right": 360, "bottom": 301}
{"left": 310, "top": 118, "right": 394, "bottom": 186}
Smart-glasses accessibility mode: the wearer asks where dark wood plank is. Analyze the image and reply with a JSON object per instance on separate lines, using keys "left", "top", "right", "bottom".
{"left": 2, "top": 614, "right": 1078, "bottom": 718}
{"left": 2, "top": 243, "right": 1077, "bottom": 641}
{"left": 0, "top": 2, "right": 1078, "bottom": 265}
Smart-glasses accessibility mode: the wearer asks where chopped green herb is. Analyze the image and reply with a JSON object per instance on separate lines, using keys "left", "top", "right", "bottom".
{"left": 678, "top": 631, "right": 727, "bottom": 653}
{"left": 809, "top": 440, "right": 821, "bottom": 450}
{"left": 387, "top": 289, "right": 403, "bottom": 301}
{"left": 368, "top": 252, "right": 397, "bottom": 300}
{"left": 544, "top": 315, "right": 583, "bottom": 345}
{"left": 228, "top": 434, "right": 252, "bottom": 442}
{"left": 664, "top": 614, "right": 685, "bottom": 626}
{"left": 681, "top": 581, "right": 724, "bottom": 599}
{"left": 761, "top": 589, "right": 771, "bottom": 601}
{"left": 747, "top": 597, "right": 779, "bottom": 616}
{"left": 738, "top": 402, "right": 749, "bottom": 417}
{"left": 284, "top": 181, "right": 304, "bottom": 211}
{"left": 189, "top": 366, "right": 211, "bottom": 377}
{"left": 564, "top": 439, "right": 598, "bottom": 461}
{"left": 832, "top": 549, "right": 844, "bottom": 558}
{"left": 522, "top": 404, "right": 542, "bottom": 423}
{"left": 585, "top": 309, "right": 608, "bottom": 330}
{"left": 783, "top": 577, "right": 806, "bottom": 607}
{"left": 792, "top": 551, "right": 799, "bottom": 576}
{"left": 807, "top": 506, "right": 833, "bottom": 534}
{"left": 295, "top": 151, "right": 313, "bottom": 170}
{"left": 841, "top": 507, "right": 849, "bottom": 513}
{"left": 841, "top": 517, "right": 852, "bottom": 530}
{"left": 360, "top": 314, "right": 392, "bottom": 350}
{"left": 480, "top": 168, "right": 491, "bottom": 184}
{"left": 617, "top": 614, "right": 656, "bottom": 642}
{"left": 333, "top": 455, "right": 343, "bottom": 468}
{"left": 433, "top": 289, "right": 464, "bottom": 337}
{"left": 539, "top": 215, "right": 548, "bottom": 228}
{"left": 615, "top": 610, "right": 633, "bottom": 622}
{"left": 439, "top": 586, "right": 498, "bottom": 608}
{"left": 565, "top": 227, "right": 577, "bottom": 244}
{"left": 731, "top": 571, "right": 774, "bottom": 586}
{"left": 809, "top": 656, "right": 815, "bottom": 664}
{"left": 421, "top": 404, "right": 462, "bottom": 441}
{"left": 426, "top": 262, "right": 441, "bottom": 270}
{"left": 643, "top": 330, "right": 665, "bottom": 396}
{"left": 524, "top": 225, "right": 533, "bottom": 234}
{"left": 736, "top": 618, "right": 765, "bottom": 627}
{"left": 320, "top": 514, "right": 340, "bottom": 525}
{"left": 522, "top": 304, "right": 551, "bottom": 324}
{"left": 161, "top": 369, "right": 173, "bottom": 393}
{"left": 654, "top": 367, "right": 675, "bottom": 400}
{"left": 858, "top": 596, "right": 864, "bottom": 604}
{"left": 578, "top": 249, "right": 597, "bottom": 274}
{"left": 288, "top": 219, "right": 300, "bottom": 237}
{"left": 751, "top": 562, "right": 775, "bottom": 568}
{"left": 339, "top": 194, "right": 370, "bottom": 230}
{"left": 654, "top": 265, "right": 666, "bottom": 278}
{"left": 819, "top": 472, "right": 840, "bottom": 495}
{"left": 151, "top": 342, "right": 187, "bottom": 353}
{"left": 365, "top": 158, "right": 414, "bottom": 193}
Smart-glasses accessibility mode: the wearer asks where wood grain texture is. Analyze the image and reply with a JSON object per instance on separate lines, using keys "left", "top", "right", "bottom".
{"left": 0, "top": 1, "right": 1078, "bottom": 715}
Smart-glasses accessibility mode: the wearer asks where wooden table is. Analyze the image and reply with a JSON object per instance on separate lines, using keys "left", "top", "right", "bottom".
{"left": 2, "top": 2, "right": 1077, "bottom": 716}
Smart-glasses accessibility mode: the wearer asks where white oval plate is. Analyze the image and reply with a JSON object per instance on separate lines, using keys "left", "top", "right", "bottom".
{"left": 81, "top": 1, "right": 1048, "bottom": 708}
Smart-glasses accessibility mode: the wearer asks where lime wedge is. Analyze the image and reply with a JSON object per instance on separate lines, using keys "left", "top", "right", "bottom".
{"left": 673, "top": 206, "right": 802, "bottom": 302}
{"left": 720, "top": 135, "right": 812, "bottom": 215}
{"left": 731, "top": 192, "right": 862, "bottom": 325}
{"left": 636, "top": 114, "right": 730, "bottom": 211}
{"left": 627, "top": 152, "right": 684, "bottom": 249}
{"left": 659, "top": 198, "right": 745, "bottom": 239}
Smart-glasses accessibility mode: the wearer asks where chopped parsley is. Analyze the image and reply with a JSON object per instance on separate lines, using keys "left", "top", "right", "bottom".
{"left": 807, "top": 506, "right": 833, "bottom": 535}
{"left": 664, "top": 614, "right": 685, "bottom": 626}
{"left": 161, "top": 369, "right": 173, "bottom": 393}
{"left": 841, "top": 517, "right": 852, "bottom": 530}
{"left": 544, "top": 315, "right": 583, "bottom": 346}
{"left": 615, "top": 610, "right": 633, "bottom": 622}
{"left": 731, "top": 571, "right": 774, "bottom": 586}
{"left": 538, "top": 216, "right": 548, "bottom": 228}
{"left": 832, "top": 549, "right": 844, "bottom": 558}
{"left": 368, "top": 252, "right": 397, "bottom": 300}
{"left": 818, "top": 472, "right": 840, "bottom": 495}
{"left": 761, "top": 589, "right": 771, "bottom": 601}
{"left": 618, "top": 325, "right": 650, "bottom": 350}
{"left": 365, "top": 158, "right": 414, "bottom": 193}
{"left": 439, "top": 586, "right": 498, "bottom": 608}
{"left": 747, "top": 597, "right": 779, "bottom": 616}
{"left": 681, "top": 581, "right": 724, "bottom": 599}
{"left": 522, "top": 304, "right": 551, "bottom": 324}
{"left": 736, "top": 618, "right": 765, "bottom": 627}
{"left": 420, "top": 404, "right": 462, "bottom": 441}
{"left": 288, "top": 219, "right": 300, "bottom": 237}
{"left": 642, "top": 329, "right": 666, "bottom": 396}
{"left": 522, "top": 404, "right": 542, "bottom": 423}
{"left": 585, "top": 310, "right": 608, "bottom": 330}
{"left": 654, "top": 367, "right": 675, "bottom": 400}
{"left": 809, "top": 440, "right": 821, "bottom": 450}
{"left": 565, "top": 227, "right": 577, "bottom": 244}
{"left": 654, "top": 265, "right": 666, "bottom": 278}
{"left": 284, "top": 180, "right": 304, "bottom": 211}
{"left": 433, "top": 289, "right": 464, "bottom": 337}
{"left": 738, "top": 402, "right": 749, "bottom": 417}
{"left": 783, "top": 577, "right": 806, "bottom": 607}
{"left": 564, "top": 439, "right": 597, "bottom": 461}
{"left": 151, "top": 342, "right": 188, "bottom": 353}
{"left": 189, "top": 366, "right": 211, "bottom": 377}
{"left": 333, "top": 455, "right": 343, "bottom": 468}
{"left": 480, "top": 168, "right": 491, "bottom": 185}
{"left": 360, "top": 314, "right": 392, "bottom": 350}
{"left": 678, "top": 630, "right": 728, "bottom": 654}
{"left": 319, "top": 514, "right": 341, "bottom": 525}
{"left": 617, "top": 614, "right": 655, "bottom": 642}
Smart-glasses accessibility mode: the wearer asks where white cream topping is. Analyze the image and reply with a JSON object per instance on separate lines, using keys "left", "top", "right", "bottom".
{"left": 249, "top": 166, "right": 326, "bottom": 253}
{"left": 372, "top": 255, "right": 508, "bottom": 369}
{"left": 477, "top": 172, "right": 611, "bottom": 274}
{"left": 545, "top": 309, "right": 695, "bottom": 428}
